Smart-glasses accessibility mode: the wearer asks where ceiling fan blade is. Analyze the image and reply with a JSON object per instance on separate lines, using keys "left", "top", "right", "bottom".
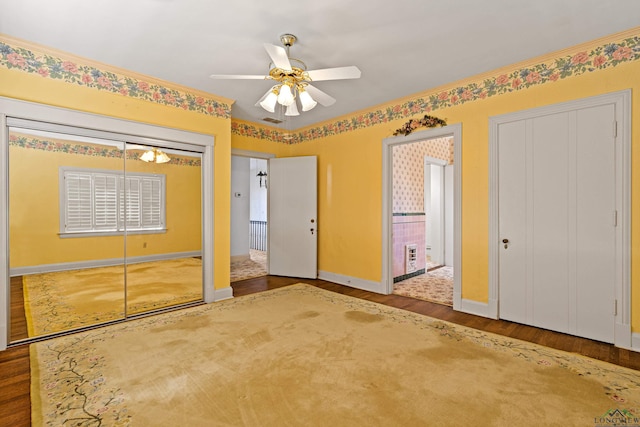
{"left": 264, "top": 43, "right": 292, "bottom": 71}
{"left": 209, "top": 74, "right": 267, "bottom": 80}
{"left": 307, "top": 66, "right": 361, "bottom": 81}
{"left": 305, "top": 84, "right": 336, "bottom": 107}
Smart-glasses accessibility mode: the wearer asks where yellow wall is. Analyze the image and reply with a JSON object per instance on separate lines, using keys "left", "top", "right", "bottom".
{"left": 0, "top": 35, "right": 233, "bottom": 288}
{"left": 8, "top": 136, "right": 202, "bottom": 267}
{"left": 232, "top": 28, "right": 640, "bottom": 331}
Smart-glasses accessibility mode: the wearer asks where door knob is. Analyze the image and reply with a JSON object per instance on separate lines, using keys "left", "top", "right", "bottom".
{"left": 502, "top": 238, "right": 509, "bottom": 249}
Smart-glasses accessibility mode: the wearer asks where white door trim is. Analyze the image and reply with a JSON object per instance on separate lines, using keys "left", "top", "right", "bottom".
{"left": 231, "top": 148, "right": 275, "bottom": 159}
{"left": 488, "top": 89, "right": 632, "bottom": 349}
{"left": 381, "top": 123, "right": 462, "bottom": 311}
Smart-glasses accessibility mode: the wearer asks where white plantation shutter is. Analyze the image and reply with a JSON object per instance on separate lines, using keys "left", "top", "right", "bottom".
{"left": 65, "top": 172, "right": 93, "bottom": 231}
{"left": 61, "top": 168, "right": 165, "bottom": 234}
{"left": 141, "top": 177, "right": 163, "bottom": 228}
{"left": 119, "top": 176, "right": 142, "bottom": 229}
{"left": 93, "top": 174, "right": 118, "bottom": 230}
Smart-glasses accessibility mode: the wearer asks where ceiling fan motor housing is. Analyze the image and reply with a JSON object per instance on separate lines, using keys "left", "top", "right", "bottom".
{"left": 280, "top": 34, "right": 297, "bottom": 48}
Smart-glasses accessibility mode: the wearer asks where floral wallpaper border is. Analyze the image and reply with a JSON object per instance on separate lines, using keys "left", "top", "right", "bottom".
{"left": 2, "top": 31, "right": 639, "bottom": 145}
{"left": 0, "top": 39, "right": 231, "bottom": 119}
{"left": 9, "top": 134, "right": 202, "bottom": 167}
{"left": 233, "top": 32, "right": 640, "bottom": 144}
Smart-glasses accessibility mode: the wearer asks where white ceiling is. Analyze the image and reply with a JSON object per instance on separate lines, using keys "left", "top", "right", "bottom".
{"left": 2, "top": 0, "right": 640, "bottom": 130}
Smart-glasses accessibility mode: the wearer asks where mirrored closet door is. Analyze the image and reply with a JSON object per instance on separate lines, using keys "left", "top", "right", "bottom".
{"left": 7, "top": 120, "right": 204, "bottom": 343}
{"left": 123, "top": 143, "right": 203, "bottom": 316}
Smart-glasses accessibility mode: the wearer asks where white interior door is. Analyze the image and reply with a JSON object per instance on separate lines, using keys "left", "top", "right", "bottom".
{"left": 497, "top": 120, "right": 529, "bottom": 324}
{"left": 268, "top": 156, "right": 317, "bottom": 278}
{"left": 498, "top": 105, "right": 616, "bottom": 343}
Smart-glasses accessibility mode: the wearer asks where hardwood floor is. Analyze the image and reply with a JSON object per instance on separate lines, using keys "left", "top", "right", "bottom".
{"left": 2, "top": 275, "right": 640, "bottom": 427}
{"left": 11, "top": 276, "right": 28, "bottom": 342}
{"left": 0, "top": 345, "right": 30, "bottom": 427}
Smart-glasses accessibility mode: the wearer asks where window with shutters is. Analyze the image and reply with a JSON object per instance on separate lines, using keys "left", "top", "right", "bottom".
{"left": 60, "top": 167, "right": 166, "bottom": 236}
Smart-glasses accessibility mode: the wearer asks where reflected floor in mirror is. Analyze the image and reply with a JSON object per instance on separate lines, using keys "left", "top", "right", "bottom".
{"left": 12, "top": 257, "right": 203, "bottom": 340}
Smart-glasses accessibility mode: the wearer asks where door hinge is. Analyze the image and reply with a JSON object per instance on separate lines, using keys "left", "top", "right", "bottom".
{"left": 613, "top": 210, "right": 618, "bottom": 227}
{"left": 613, "top": 120, "right": 618, "bottom": 138}
{"left": 613, "top": 299, "right": 618, "bottom": 316}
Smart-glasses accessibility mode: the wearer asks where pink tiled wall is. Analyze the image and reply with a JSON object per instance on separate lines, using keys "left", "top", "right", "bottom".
{"left": 392, "top": 215, "right": 426, "bottom": 278}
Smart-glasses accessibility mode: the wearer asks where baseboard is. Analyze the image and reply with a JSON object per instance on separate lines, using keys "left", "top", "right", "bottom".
{"left": 318, "top": 270, "right": 385, "bottom": 294}
{"left": 213, "top": 286, "right": 234, "bottom": 302}
{"left": 630, "top": 333, "right": 640, "bottom": 352}
{"left": 10, "top": 251, "right": 202, "bottom": 276}
{"left": 393, "top": 268, "right": 426, "bottom": 283}
{"left": 459, "top": 298, "right": 498, "bottom": 319}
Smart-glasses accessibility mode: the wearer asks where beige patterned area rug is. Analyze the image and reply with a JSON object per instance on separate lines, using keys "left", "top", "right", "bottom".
{"left": 31, "top": 284, "right": 640, "bottom": 426}
{"left": 393, "top": 266, "right": 454, "bottom": 306}
{"left": 230, "top": 249, "right": 267, "bottom": 282}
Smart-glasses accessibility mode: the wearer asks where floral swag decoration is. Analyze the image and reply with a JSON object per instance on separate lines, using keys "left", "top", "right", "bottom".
{"left": 393, "top": 114, "right": 447, "bottom": 136}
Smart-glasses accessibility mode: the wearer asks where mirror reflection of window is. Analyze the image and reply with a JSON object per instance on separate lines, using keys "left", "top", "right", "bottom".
{"left": 9, "top": 128, "right": 126, "bottom": 341}
{"left": 8, "top": 126, "right": 204, "bottom": 343}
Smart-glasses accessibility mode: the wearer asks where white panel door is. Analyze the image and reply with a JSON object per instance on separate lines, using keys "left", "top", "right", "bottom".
{"left": 498, "top": 120, "right": 528, "bottom": 324}
{"left": 575, "top": 104, "right": 616, "bottom": 342}
{"left": 498, "top": 105, "right": 616, "bottom": 343}
{"left": 268, "top": 156, "right": 318, "bottom": 278}
{"left": 530, "top": 112, "right": 571, "bottom": 333}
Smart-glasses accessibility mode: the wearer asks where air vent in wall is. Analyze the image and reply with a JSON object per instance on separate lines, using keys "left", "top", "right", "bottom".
{"left": 405, "top": 244, "right": 418, "bottom": 274}
{"left": 263, "top": 117, "right": 283, "bottom": 124}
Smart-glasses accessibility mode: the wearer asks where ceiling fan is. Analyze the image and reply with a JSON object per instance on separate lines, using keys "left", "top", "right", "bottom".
{"left": 210, "top": 34, "right": 361, "bottom": 116}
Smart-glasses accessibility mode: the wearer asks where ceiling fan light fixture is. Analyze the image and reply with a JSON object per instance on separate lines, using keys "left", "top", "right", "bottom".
{"left": 155, "top": 150, "right": 171, "bottom": 164}
{"left": 212, "top": 34, "right": 359, "bottom": 116}
{"left": 140, "top": 150, "right": 155, "bottom": 162}
{"left": 277, "top": 83, "right": 295, "bottom": 106}
{"left": 299, "top": 87, "right": 318, "bottom": 111}
{"left": 140, "top": 148, "right": 171, "bottom": 164}
{"left": 285, "top": 101, "right": 300, "bottom": 116}
{"left": 260, "top": 89, "right": 278, "bottom": 112}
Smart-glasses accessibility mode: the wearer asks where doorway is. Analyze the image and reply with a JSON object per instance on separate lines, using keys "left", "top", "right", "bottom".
{"left": 230, "top": 150, "right": 319, "bottom": 282}
{"left": 382, "top": 124, "right": 461, "bottom": 308}
{"left": 230, "top": 151, "right": 274, "bottom": 282}
{"left": 389, "top": 137, "right": 454, "bottom": 305}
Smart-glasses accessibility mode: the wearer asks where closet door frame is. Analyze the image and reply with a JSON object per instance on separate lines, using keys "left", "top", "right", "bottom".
{"left": 0, "top": 97, "right": 215, "bottom": 350}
